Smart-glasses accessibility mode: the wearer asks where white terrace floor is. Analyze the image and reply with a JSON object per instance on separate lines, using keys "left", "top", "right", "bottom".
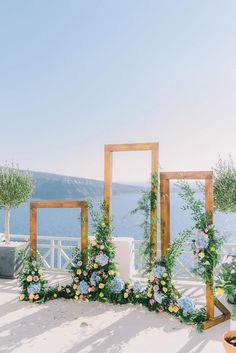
{"left": 0, "top": 272, "right": 235, "bottom": 353}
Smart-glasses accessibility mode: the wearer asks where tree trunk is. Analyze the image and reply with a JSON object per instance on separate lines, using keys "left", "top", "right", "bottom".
{"left": 5, "top": 207, "right": 10, "bottom": 244}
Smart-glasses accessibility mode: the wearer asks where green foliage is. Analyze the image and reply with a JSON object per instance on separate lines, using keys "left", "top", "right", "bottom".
{"left": 216, "top": 256, "right": 236, "bottom": 304}
{"left": 131, "top": 172, "right": 159, "bottom": 271}
{"left": 177, "top": 180, "right": 223, "bottom": 285}
{"left": 0, "top": 164, "right": 33, "bottom": 209}
{"left": 213, "top": 156, "right": 236, "bottom": 213}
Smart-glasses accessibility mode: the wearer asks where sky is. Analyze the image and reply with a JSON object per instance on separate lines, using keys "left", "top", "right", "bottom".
{"left": 0, "top": 0, "right": 236, "bottom": 183}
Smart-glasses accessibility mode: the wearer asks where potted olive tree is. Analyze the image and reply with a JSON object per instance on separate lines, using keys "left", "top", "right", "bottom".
{"left": 0, "top": 164, "right": 33, "bottom": 278}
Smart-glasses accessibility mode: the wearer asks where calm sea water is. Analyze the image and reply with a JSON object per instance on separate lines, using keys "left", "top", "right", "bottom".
{"left": 0, "top": 192, "right": 235, "bottom": 243}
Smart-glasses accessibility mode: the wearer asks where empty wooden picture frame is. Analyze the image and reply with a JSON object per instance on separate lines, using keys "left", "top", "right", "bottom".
{"left": 104, "top": 143, "right": 159, "bottom": 261}
{"left": 160, "top": 171, "right": 230, "bottom": 329}
{"left": 30, "top": 201, "right": 88, "bottom": 263}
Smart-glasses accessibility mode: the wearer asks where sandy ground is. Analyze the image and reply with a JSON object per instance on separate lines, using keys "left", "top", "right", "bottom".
{"left": 0, "top": 273, "right": 235, "bottom": 353}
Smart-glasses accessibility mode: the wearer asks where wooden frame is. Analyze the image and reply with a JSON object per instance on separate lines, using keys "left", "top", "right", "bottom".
{"left": 160, "top": 171, "right": 230, "bottom": 329}
{"left": 30, "top": 201, "right": 88, "bottom": 263}
{"left": 104, "top": 143, "right": 159, "bottom": 261}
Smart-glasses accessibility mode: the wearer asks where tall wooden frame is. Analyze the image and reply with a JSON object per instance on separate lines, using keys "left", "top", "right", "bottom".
{"left": 30, "top": 201, "right": 88, "bottom": 263}
{"left": 104, "top": 143, "right": 159, "bottom": 261}
{"left": 160, "top": 171, "right": 230, "bottom": 329}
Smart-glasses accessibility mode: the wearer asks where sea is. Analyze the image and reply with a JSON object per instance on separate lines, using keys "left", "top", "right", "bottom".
{"left": 0, "top": 191, "right": 236, "bottom": 243}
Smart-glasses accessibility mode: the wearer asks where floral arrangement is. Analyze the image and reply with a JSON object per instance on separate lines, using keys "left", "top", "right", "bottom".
{"left": 18, "top": 251, "right": 48, "bottom": 302}
{"left": 216, "top": 255, "right": 236, "bottom": 304}
{"left": 19, "top": 197, "right": 210, "bottom": 330}
{"left": 178, "top": 181, "right": 224, "bottom": 285}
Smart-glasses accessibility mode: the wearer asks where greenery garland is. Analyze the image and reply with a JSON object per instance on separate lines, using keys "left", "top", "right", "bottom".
{"left": 131, "top": 173, "right": 158, "bottom": 272}
{"left": 178, "top": 181, "right": 224, "bottom": 286}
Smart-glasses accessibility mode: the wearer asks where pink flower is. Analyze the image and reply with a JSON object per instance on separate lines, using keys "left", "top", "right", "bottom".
{"left": 33, "top": 276, "right": 39, "bottom": 282}
{"left": 149, "top": 299, "right": 155, "bottom": 306}
{"left": 91, "top": 287, "right": 95, "bottom": 292}
{"left": 153, "top": 285, "right": 159, "bottom": 292}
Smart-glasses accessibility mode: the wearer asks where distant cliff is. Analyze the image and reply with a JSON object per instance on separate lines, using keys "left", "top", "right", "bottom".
{"left": 30, "top": 170, "right": 142, "bottom": 200}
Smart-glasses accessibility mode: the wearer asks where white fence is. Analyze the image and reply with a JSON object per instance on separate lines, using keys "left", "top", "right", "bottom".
{"left": 10, "top": 234, "right": 236, "bottom": 279}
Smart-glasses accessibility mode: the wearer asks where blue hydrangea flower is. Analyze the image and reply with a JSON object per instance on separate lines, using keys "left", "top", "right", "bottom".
{"left": 154, "top": 292, "right": 164, "bottom": 304}
{"left": 193, "top": 231, "right": 209, "bottom": 249}
{"left": 95, "top": 253, "right": 109, "bottom": 266}
{"left": 110, "top": 278, "right": 125, "bottom": 293}
{"left": 133, "top": 280, "right": 142, "bottom": 293}
{"left": 78, "top": 280, "right": 89, "bottom": 294}
{"left": 152, "top": 265, "right": 166, "bottom": 279}
{"left": 27, "top": 282, "right": 41, "bottom": 294}
{"left": 178, "top": 296, "right": 194, "bottom": 316}
{"left": 90, "top": 272, "right": 100, "bottom": 286}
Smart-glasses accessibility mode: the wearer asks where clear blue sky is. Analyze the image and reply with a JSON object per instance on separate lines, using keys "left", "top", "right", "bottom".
{"left": 0, "top": 1, "right": 235, "bottom": 182}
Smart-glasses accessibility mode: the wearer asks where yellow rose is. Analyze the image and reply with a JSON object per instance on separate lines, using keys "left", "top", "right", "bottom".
{"left": 162, "top": 287, "right": 168, "bottom": 293}
{"left": 160, "top": 280, "right": 166, "bottom": 286}
{"left": 34, "top": 294, "right": 39, "bottom": 300}
{"left": 149, "top": 275, "right": 155, "bottom": 282}
{"left": 101, "top": 222, "right": 106, "bottom": 228}
{"left": 53, "top": 293, "right": 57, "bottom": 298}
{"left": 73, "top": 284, "right": 78, "bottom": 289}
{"left": 57, "top": 286, "right": 62, "bottom": 292}
{"left": 77, "top": 269, "right": 82, "bottom": 275}
{"left": 99, "top": 283, "right": 105, "bottom": 289}
{"left": 74, "top": 295, "right": 79, "bottom": 301}
{"left": 198, "top": 252, "right": 205, "bottom": 258}
{"left": 168, "top": 306, "right": 173, "bottom": 313}
{"left": 124, "top": 292, "right": 129, "bottom": 299}
{"left": 217, "top": 287, "right": 225, "bottom": 296}
{"left": 210, "top": 246, "right": 215, "bottom": 252}
{"left": 26, "top": 275, "right": 33, "bottom": 282}
{"left": 88, "top": 287, "right": 92, "bottom": 292}
{"left": 173, "top": 306, "right": 179, "bottom": 313}
{"left": 29, "top": 293, "right": 34, "bottom": 300}
{"left": 19, "top": 294, "right": 25, "bottom": 301}
{"left": 99, "top": 292, "right": 104, "bottom": 298}
{"left": 93, "top": 264, "right": 98, "bottom": 269}
{"left": 128, "top": 283, "right": 133, "bottom": 290}
{"left": 38, "top": 269, "right": 43, "bottom": 275}
{"left": 147, "top": 291, "right": 152, "bottom": 298}
{"left": 100, "top": 245, "right": 105, "bottom": 250}
{"left": 75, "top": 290, "right": 80, "bottom": 296}
{"left": 108, "top": 270, "right": 114, "bottom": 276}
{"left": 91, "top": 240, "right": 97, "bottom": 247}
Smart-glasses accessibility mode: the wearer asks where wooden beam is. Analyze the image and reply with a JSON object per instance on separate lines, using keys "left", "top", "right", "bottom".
{"left": 29, "top": 201, "right": 89, "bottom": 263}
{"left": 104, "top": 146, "right": 113, "bottom": 221}
{"left": 150, "top": 144, "right": 159, "bottom": 261}
{"left": 160, "top": 171, "right": 213, "bottom": 180}
{"left": 160, "top": 179, "right": 170, "bottom": 257}
{"left": 30, "top": 201, "right": 87, "bottom": 209}
{"left": 105, "top": 143, "right": 159, "bottom": 152}
{"left": 104, "top": 142, "right": 159, "bottom": 261}
{"left": 81, "top": 205, "right": 88, "bottom": 263}
{"left": 205, "top": 177, "right": 215, "bottom": 320}
{"left": 30, "top": 206, "right": 37, "bottom": 257}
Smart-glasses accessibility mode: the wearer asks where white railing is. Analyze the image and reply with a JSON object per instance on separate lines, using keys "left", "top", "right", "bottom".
{"left": 9, "top": 234, "right": 236, "bottom": 279}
